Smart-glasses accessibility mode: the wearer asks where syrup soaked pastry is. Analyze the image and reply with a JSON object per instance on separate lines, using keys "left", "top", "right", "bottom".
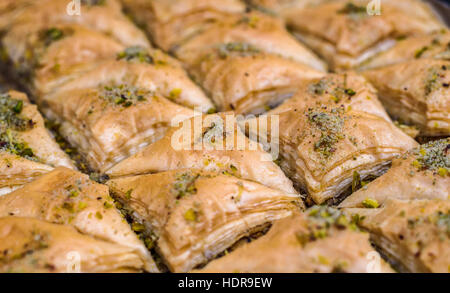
{"left": 120, "top": 0, "right": 246, "bottom": 51}
{"left": 188, "top": 49, "right": 324, "bottom": 114}
{"left": 0, "top": 91, "right": 74, "bottom": 195}
{"left": 253, "top": 73, "right": 418, "bottom": 203}
{"left": 345, "top": 199, "right": 450, "bottom": 273}
{"left": 0, "top": 0, "right": 149, "bottom": 48}
{"left": 360, "top": 30, "right": 450, "bottom": 70}
{"left": 107, "top": 114, "right": 298, "bottom": 194}
{"left": 1, "top": 24, "right": 125, "bottom": 94}
{"left": 362, "top": 59, "right": 449, "bottom": 136}
{"left": 0, "top": 167, "right": 158, "bottom": 272}
{"left": 174, "top": 10, "right": 327, "bottom": 71}
{"left": 195, "top": 206, "right": 393, "bottom": 273}
{"left": 38, "top": 46, "right": 213, "bottom": 111}
{"left": 41, "top": 83, "right": 195, "bottom": 172}
{"left": 280, "top": 0, "right": 444, "bottom": 71}
{"left": 107, "top": 168, "right": 303, "bottom": 272}
{"left": 0, "top": 217, "right": 149, "bottom": 273}
{"left": 340, "top": 138, "right": 450, "bottom": 208}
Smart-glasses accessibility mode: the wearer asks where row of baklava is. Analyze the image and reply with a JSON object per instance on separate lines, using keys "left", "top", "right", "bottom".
{"left": 0, "top": 0, "right": 303, "bottom": 273}
{"left": 116, "top": 0, "right": 449, "bottom": 273}
{"left": 0, "top": 0, "right": 448, "bottom": 273}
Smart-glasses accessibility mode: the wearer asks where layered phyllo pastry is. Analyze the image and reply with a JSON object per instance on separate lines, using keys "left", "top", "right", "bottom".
{"left": 107, "top": 113, "right": 298, "bottom": 194}
{"left": 0, "top": 217, "right": 150, "bottom": 273}
{"left": 344, "top": 199, "right": 450, "bottom": 273}
{"left": 362, "top": 59, "right": 449, "bottom": 136}
{"left": 107, "top": 168, "right": 302, "bottom": 272}
{"left": 121, "top": 0, "right": 327, "bottom": 114}
{"left": 0, "top": 167, "right": 158, "bottom": 272}
{"left": 0, "top": 0, "right": 149, "bottom": 47}
{"left": 37, "top": 46, "right": 213, "bottom": 111}
{"left": 265, "top": 0, "right": 444, "bottom": 71}
{"left": 252, "top": 73, "right": 418, "bottom": 203}
{"left": 121, "top": 0, "right": 247, "bottom": 51}
{"left": 0, "top": 91, "right": 73, "bottom": 195}
{"left": 340, "top": 138, "right": 449, "bottom": 208}
{"left": 360, "top": 30, "right": 450, "bottom": 70}
{"left": 40, "top": 82, "right": 196, "bottom": 172}
{"left": 195, "top": 206, "right": 393, "bottom": 273}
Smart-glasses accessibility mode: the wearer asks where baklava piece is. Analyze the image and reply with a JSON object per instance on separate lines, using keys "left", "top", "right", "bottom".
{"left": 282, "top": 0, "right": 444, "bottom": 71}
{"left": 107, "top": 114, "right": 298, "bottom": 194}
{"left": 345, "top": 199, "right": 450, "bottom": 273}
{"left": 121, "top": 0, "right": 247, "bottom": 51}
{"left": 362, "top": 60, "right": 449, "bottom": 136}
{"left": 41, "top": 83, "right": 195, "bottom": 172}
{"left": 255, "top": 73, "right": 418, "bottom": 203}
{"left": 0, "top": 167, "right": 158, "bottom": 272}
{"left": 107, "top": 168, "right": 302, "bottom": 272}
{"left": 340, "top": 138, "right": 449, "bottom": 208}
{"left": 0, "top": 91, "right": 73, "bottom": 195}
{"left": 0, "top": 217, "right": 148, "bottom": 273}
{"left": 195, "top": 206, "right": 393, "bottom": 273}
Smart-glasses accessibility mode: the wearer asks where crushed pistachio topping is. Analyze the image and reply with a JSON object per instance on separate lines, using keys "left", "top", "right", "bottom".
{"left": 424, "top": 65, "right": 447, "bottom": 96}
{"left": 100, "top": 84, "right": 151, "bottom": 107}
{"left": 307, "top": 107, "right": 347, "bottom": 159}
{"left": 411, "top": 139, "right": 449, "bottom": 176}
{"left": 0, "top": 93, "right": 34, "bottom": 132}
{"left": 308, "top": 78, "right": 356, "bottom": 103}
{"left": 40, "top": 28, "right": 65, "bottom": 47}
{"left": 237, "top": 15, "right": 260, "bottom": 28}
{"left": 0, "top": 94, "right": 37, "bottom": 160}
{"left": 81, "top": 0, "right": 106, "bottom": 5}
{"left": 415, "top": 46, "right": 429, "bottom": 58}
{"left": 172, "top": 172, "right": 199, "bottom": 199}
{"left": 168, "top": 88, "right": 182, "bottom": 101}
{"left": 296, "top": 206, "right": 358, "bottom": 247}
{"left": 337, "top": 2, "right": 367, "bottom": 15}
{"left": 218, "top": 42, "right": 260, "bottom": 59}
{"left": 117, "top": 46, "right": 154, "bottom": 64}
{"left": 362, "top": 198, "right": 379, "bottom": 209}
{"left": 184, "top": 208, "right": 198, "bottom": 222}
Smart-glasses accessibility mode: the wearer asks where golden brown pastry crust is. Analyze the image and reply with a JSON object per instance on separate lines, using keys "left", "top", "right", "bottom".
{"left": 359, "top": 30, "right": 450, "bottom": 70}
{"left": 362, "top": 59, "right": 450, "bottom": 136}
{"left": 0, "top": 167, "right": 158, "bottom": 272}
{"left": 174, "top": 11, "right": 327, "bottom": 71}
{"left": 2, "top": 0, "right": 149, "bottom": 48}
{"left": 284, "top": 0, "right": 444, "bottom": 70}
{"left": 256, "top": 73, "right": 418, "bottom": 203}
{"left": 107, "top": 113, "right": 298, "bottom": 194}
{"left": 195, "top": 207, "right": 393, "bottom": 273}
{"left": 340, "top": 138, "right": 450, "bottom": 208}
{"left": 0, "top": 217, "right": 147, "bottom": 273}
{"left": 121, "top": 0, "right": 246, "bottom": 51}
{"left": 0, "top": 91, "right": 74, "bottom": 194}
{"left": 345, "top": 199, "right": 450, "bottom": 273}
{"left": 41, "top": 84, "right": 195, "bottom": 172}
{"left": 107, "top": 168, "right": 302, "bottom": 272}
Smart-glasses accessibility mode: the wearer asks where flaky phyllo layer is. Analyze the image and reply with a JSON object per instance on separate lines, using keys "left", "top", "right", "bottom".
{"left": 0, "top": 91, "right": 73, "bottom": 194}
{"left": 344, "top": 199, "right": 450, "bottom": 273}
{"left": 0, "top": 217, "right": 147, "bottom": 273}
{"left": 0, "top": 167, "right": 158, "bottom": 272}
{"left": 107, "top": 168, "right": 302, "bottom": 272}
{"left": 195, "top": 206, "right": 393, "bottom": 273}
{"left": 340, "top": 138, "right": 450, "bottom": 208}
{"left": 263, "top": 0, "right": 445, "bottom": 71}
{"left": 121, "top": 0, "right": 327, "bottom": 115}
{"left": 249, "top": 73, "right": 418, "bottom": 203}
